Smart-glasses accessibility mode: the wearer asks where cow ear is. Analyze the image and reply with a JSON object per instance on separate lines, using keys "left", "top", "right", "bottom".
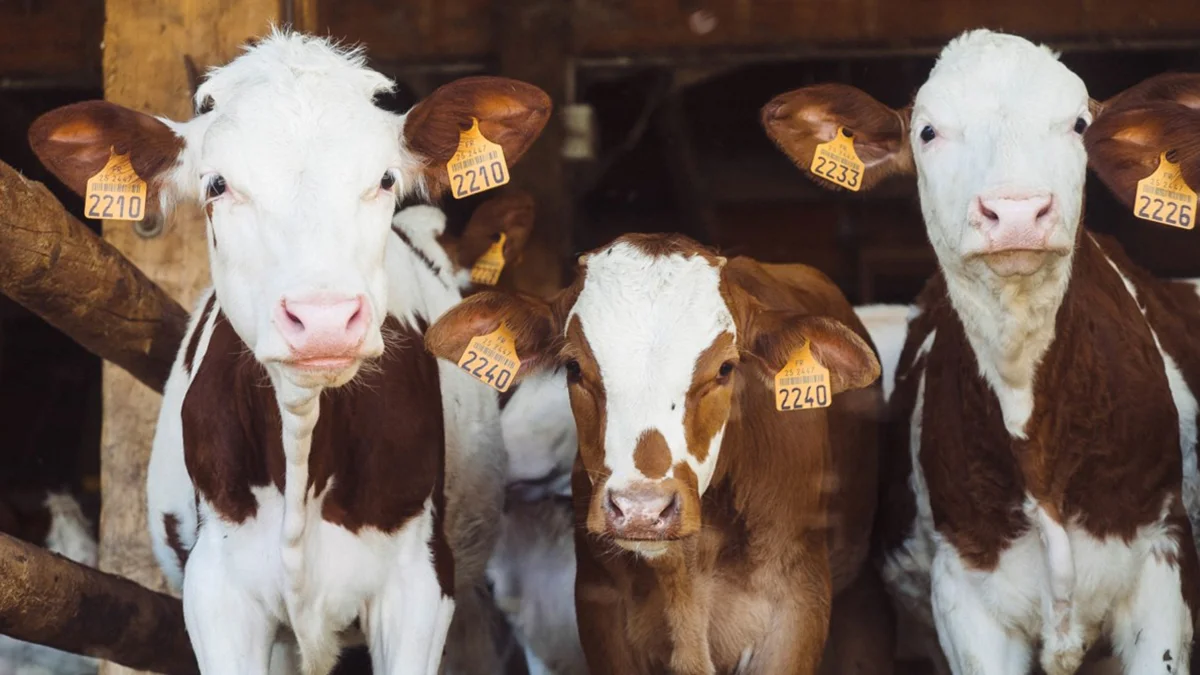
{"left": 455, "top": 190, "right": 537, "bottom": 273}
{"left": 745, "top": 312, "right": 880, "bottom": 395}
{"left": 28, "top": 101, "right": 185, "bottom": 211}
{"left": 425, "top": 290, "right": 557, "bottom": 381}
{"left": 1098, "top": 73, "right": 1200, "bottom": 115}
{"left": 403, "top": 77, "right": 552, "bottom": 198}
{"left": 762, "top": 84, "right": 914, "bottom": 192}
{"left": 1086, "top": 102, "right": 1200, "bottom": 210}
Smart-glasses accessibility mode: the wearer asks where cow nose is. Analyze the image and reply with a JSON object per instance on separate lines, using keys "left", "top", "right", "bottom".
{"left": 274, "top": 295, "right": 370, "bottom": 361}
{"left": 975, "top": 194, "right": 1055, "bottom": 234}
{"left": 604, "top": 485, "right": 681, "bottom": 540}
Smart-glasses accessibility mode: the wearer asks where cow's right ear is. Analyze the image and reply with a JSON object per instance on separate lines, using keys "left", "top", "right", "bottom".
{"left": 762, "top": 84, "right": 914, "bottom": 191}
{"left": 455, "top": 190, "right": 537, "bottom": 273}
{"left": 425, "top": 290, "right": 557, "bottom": 381}
{"left": 28, "top": 101, "right": 184, "bottom": 209}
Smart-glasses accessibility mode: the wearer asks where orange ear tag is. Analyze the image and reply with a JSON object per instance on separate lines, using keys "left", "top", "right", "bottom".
{"left": 470, "top": 232, "right": 508, "bottom": 286}
{"left": 84, "top": 149, "right": 148, "bottom": 221}
{"left": 809, "top": 127, "right": 864, "bottom": 192}
{"left": 447, "top": 118, "right": 510, "bottom": 200}
{"left": 774, "top": 339, "right": 831, "bottom": 412}
{"left": 1134, "top": 152, "right": 1196, "bottom": 230}
{"left": 457, "top": 323, "right": 521, "bottom": 392}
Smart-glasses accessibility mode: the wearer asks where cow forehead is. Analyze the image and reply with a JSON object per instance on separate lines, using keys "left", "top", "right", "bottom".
{"left": 570, "top": 242, "right": 735, "bottom": 399}
{"left": 915, "top": 30, "right": 1088, "bottom": 127}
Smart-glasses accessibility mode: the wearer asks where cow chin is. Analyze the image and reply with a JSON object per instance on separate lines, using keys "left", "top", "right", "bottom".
{"left": 972, "top": 248, "right": 1069, "bottom": 277}
{"left": 280, "top": 358, "right": 365, "bottom": 389}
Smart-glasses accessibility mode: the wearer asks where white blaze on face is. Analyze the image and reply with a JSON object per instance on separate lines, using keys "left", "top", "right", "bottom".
{"left": 569, "top": 242, "right": 735, "bottom": 495}
{"left": 165, "top": 33, "right": 414, "bottom": 380}
{"left": 910, "top": 30, "right": 1091, "bottom": 276}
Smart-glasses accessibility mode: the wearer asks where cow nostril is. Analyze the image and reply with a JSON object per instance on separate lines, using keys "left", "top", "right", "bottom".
{"left": 347, "top": 302, "right": 364, "bottom": 329}
{"left": 1036, "top": 200, "right": 1053, "bottom": 220}
{"left": 606, "top": 492, "right": 624, "bottom": 519}
{"left": 979, "top": 200, "right": 998, "bottom": 221}
{"left": 283, "top": 305, "right": 304, "bottom": 331}
{"left": 659, "top": 494, "right": 680, "bottom": 523}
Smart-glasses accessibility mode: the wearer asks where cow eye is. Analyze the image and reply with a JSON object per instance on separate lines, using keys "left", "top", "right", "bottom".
{"left": 1073, "top": 117, "right": 1088, "bottom": 134}
{"left": 717, "top": 361, "right": 736, "bottom": 379}
{"left": 380, "top": 172, "right": 396, "bottom": 191}
{"left": 205, "top": 175, "right": 227, "bottom": 201}
{"left": 564, "top": 359, "right": 582, "bottom": 383}
{"left": 919, "top": 125, "right": 936, "bottom": 143}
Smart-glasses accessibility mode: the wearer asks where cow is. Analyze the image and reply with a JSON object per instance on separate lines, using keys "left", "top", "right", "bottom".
{"left": 28, "top": 31, "right": 549, "bottom": 675}
{"left": 763, "top": 29, "right": 1200, "bottom": 675}
{"left": 425, "top": 232, "right": 892, "bottom": 674}
{"left": 853, "top": 304, "right": 913, "bottom": 402}
{"left": 0, "top": 489, "right": 97, "bottom": 675}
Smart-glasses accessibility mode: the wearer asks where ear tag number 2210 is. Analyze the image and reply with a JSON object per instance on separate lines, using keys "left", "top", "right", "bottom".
{"left": 775, "top": 339, "right": 831, "bottom": 412}
{"left": 457, "top": 323, "right": 521, "bottom": 393}
{"left": 448, "top": 119, "right": 510, "bottom": 200}
{"left": 85, "top": 149, "right": 148, "bottom": 222}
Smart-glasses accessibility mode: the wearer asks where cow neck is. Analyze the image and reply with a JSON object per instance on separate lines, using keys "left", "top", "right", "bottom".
{"left": 939, "top": 228, "right": 1079, "bottom": 438}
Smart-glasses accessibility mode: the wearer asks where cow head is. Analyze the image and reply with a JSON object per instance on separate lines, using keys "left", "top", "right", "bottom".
{"left": 764, "top": 29, "right": 1090, "bottom": 279}
{"left": 30, "top": 31, "right": 549, "bottom": 390}
{"left": 426, "top": 234, "right": 878, "bottom": 556}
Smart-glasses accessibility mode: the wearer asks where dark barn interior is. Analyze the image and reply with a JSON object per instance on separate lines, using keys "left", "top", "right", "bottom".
{"left": 1, "top": 0, "right": 1199, "bottom": 673}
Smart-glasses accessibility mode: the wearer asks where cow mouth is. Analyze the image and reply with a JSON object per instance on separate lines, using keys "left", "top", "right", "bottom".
{"left": 287, "top": 356, "right": 359, "bottom": 370}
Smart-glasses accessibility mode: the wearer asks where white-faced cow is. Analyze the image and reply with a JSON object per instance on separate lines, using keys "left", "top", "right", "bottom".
{"left": 764, "top": 29, "right": 1200, "bottom": 675}
{"left": 426, "top": 233, "right": 892, "bottom": 674}
{"left": 29, "top": 32, "right": 549, "bottom": 675}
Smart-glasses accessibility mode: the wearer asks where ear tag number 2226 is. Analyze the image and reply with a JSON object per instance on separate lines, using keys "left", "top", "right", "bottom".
{"left": 1134, "top": 152, "right": 1196, "bottom": 230}
{"left": 809, "top": 127, "right": 864, "bottom": 192}
{"left": 458, "top": 323, "right": 521, "bottom": 393}
{"left": 448, "top": 118, "right": 510, "bottom": 200}
{"left": 775, "top": 339, "right": 831, "bottom": 412}
{"left": 85, "top": 149, "right": 148, "bottom": 222}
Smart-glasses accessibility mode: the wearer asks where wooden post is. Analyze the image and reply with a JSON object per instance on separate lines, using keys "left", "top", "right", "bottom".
{"left": 496, "top": 0, "right": 572, "bottom": 298}
{"left": 98, "top": 2, "right": 280, "bottom": 674}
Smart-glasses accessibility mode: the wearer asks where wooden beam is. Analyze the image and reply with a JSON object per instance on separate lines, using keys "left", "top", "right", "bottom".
{"left": 0, "top": 160, "right": 185, "bottom": 393}
{"left": 0, "top": 532, "right": 197, "bottom": 675}
{"left": 98, "top": 2, "right": 281, "bottom": 674}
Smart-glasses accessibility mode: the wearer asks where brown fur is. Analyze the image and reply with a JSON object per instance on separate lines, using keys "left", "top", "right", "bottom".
{"left": 633, "top": 430, "right": 672, "bottom": 480}
{"left": 181, "top": 312, "right": 454, "bottom": 596}
{"left": 1085, "top": 103, "right": 1200, "bottom": 211}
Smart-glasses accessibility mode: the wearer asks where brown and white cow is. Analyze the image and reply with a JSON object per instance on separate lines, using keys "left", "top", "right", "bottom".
{"left": 764, "top": 29, "right": 1200, "bottom": 675}
{"left": 29, "top": 31, "right": 549, "bottom": 675}
{"left": 426, "top": 232, "right": 892, "bottom": 674}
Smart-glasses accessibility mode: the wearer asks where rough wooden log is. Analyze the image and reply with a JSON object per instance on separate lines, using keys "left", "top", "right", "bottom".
{"left": 0, "top": 160, "right": 186, "bottom": 394}
{"left": 0, "top": 532, "right": 196, "bottom": 675}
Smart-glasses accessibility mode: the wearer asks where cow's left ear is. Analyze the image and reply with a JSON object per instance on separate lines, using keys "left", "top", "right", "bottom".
{"left": 1085, "top": 102, "right": 1200, "bottom": 210}
{"left": 403, "top": 77, "right": 551, "bottom": 197}
{"left": 745, "top": 312, "right": 880, "bottom": 395}
{"left": 455, "top": 190, "right": 537, "bottom": 272}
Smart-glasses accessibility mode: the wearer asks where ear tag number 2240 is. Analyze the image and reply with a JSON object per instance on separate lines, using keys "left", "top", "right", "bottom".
{"left": 447, "top": 119, "right": 510, "bottom": 200}
{"left": 775, "top": 339, "right": 831, "bottom": 412}
{"left": 457, "top": 323, "right": 521, "bottom": 393}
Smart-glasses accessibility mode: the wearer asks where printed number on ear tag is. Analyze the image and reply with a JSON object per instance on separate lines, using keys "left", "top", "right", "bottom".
{"left": 470, "top": 232, "right": 508, "bottom": 286}
{"left": 448, "top": 118, "right": 510, "bottom": 200}
{"left": 458, "top": 323, "right": 521, "bottom": 393}
{"left": 809, "top": 126, "right": 864, "bottom": 192}
{"left": 1134, "top": 152, "right": 1196, "bottom": 230}
{"left": 85, "top": 149, "right": 148, "bottom": 222}
{"left": 775, "top": 339, "right": 831, "bottom": 412}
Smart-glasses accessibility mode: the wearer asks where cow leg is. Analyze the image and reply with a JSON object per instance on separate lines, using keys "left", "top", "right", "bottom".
{"left": 1111, "top": 551, "right": 1192, "bottom": 675}
{"left": 183, "top": 531, "right": 275, "bottom": 674}
{"left": 365, "top": 538, "right": 454, "bottom": 675}
{"left": 930, "top": 548, "right": 1031, "bottom": 675}
{"left": 820, "top": 567, "right": 895, "bottom": 675}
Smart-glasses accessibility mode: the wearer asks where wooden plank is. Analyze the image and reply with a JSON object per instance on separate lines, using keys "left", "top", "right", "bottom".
{"left": 98, "top": 2, "right": 280, "bottom": 674}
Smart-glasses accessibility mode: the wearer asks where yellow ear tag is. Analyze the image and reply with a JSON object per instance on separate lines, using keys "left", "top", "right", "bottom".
{"left": 1134, "top": 152, "right": 1196, "bottom": 230}
{"left": 447, "top": 118, "right": 510, "bottom": 200}
{"left": 84, "top": 149, "right": 148, "bottom": 222}
{"left": 775, "top": 339, "right": 831, "bottom": 412}
{"left": 457, "top": 323, "right": 521, "bottom": 392}
{"left": 809, "top": 126, "right": 864, "bottom": 192}
{"left": 470, "top": 232, "right": 508, "bottom": 286}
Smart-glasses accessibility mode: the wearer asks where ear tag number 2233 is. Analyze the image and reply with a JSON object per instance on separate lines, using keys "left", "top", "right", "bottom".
{"left": 85, "top": 149, "right": 148, "bottom": 221}
{"left": 448, "top": 118, "right": 510, "bottom": 200}
{"left": 809, "top": 127, "right": 864, "bottom": 192}
{"left": 1134, "top": 152, "right": 1196, "bottom": 230}
{"left": 458, "top": 324, "right": 521, "bottom": 393}
{"left": 775, "top": 339, "right": 831, "bottom": 411}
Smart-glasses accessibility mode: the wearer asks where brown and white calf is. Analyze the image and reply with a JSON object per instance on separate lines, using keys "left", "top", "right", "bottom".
{"left": 427, "top": 233, "right": 892, "bottom": 674}
{"left": 764, "top": 30, "right": 1200, "bottom": 675}
{"left": 29, "top": 32, "right": 549, "bottom": 675}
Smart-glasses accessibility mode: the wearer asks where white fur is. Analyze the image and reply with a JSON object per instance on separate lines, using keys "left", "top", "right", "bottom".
{"left": 502, "top": 370, "right": 577, "bottom": 487}
{"left": 853, "top": 303, "right": 912, "bottom": 401}
{"left": 569, "top": 242, "right": 734, "bottom": 497}
{"left": 0, "top": 494, "right": 98, "bottom": 675}
{"left": 145, "top": 33, "right": 508, "bottom": 675}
